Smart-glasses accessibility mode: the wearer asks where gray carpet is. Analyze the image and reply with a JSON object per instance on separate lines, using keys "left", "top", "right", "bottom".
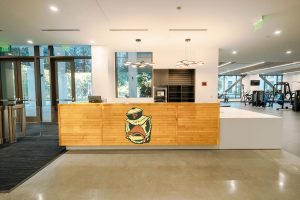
{"left": 0, "top": 136, "right": 65, "bottom": 192}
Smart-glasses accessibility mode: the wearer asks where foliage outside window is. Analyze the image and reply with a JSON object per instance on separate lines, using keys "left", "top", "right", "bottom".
{"left": 218, "top": 75, "right": 242, "bottom": 99}
{"left": 75, "top": 59, "right": 92, "bottom": 101}
{"left": 116, "top": 52, "right": 153, "bottom": 98}
{"left": 53, "top": 45, "right": 91, "bottom": 56}
{"left": 0, "top": 45, "right": 34, "bottom": 56}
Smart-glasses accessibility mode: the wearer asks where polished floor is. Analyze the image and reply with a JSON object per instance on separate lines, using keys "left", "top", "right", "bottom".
{"left": 0, "top": 149, "right": 300, "bottom": 200}
{"left": 229, "top": 102, "right": 300, "bottom": 157}
{"left": 1, "top": 103, "right": 300, "bottom": 199}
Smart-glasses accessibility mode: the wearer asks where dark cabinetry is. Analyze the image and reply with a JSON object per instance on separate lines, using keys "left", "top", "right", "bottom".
{"left": 154, "top": 69, "right": 195, "bottom": 102}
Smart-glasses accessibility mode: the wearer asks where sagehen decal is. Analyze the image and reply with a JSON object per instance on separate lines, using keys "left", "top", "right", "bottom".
{"left": 125, "top": 107, "right": 152, "bottom": 144}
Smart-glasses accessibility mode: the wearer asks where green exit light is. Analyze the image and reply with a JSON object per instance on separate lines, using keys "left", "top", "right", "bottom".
{"left": 0, "top": 44, "right": 10, "bottom": 52}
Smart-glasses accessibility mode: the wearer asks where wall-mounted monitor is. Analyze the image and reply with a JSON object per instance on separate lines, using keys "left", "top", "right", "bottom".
{"left": 250, "top": 80, "right": 260, "bottom": 86}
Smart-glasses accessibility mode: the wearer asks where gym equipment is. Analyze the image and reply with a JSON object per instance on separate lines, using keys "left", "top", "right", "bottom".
{"left": 252, "top": 90, "right": 265, "bottom": 107}
{"left": 272, "top": 82, "right": 293, "bottom": 110}
{"left": 293, "top": 90, "right": 300, "bottom": 111}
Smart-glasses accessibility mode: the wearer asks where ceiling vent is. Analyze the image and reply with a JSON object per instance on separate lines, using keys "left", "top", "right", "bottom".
{"left": 41, "top": 29, "right": 80, "bottom": 32}
{"left": 169, "top": 29, "right": 208, "bottom": 31}
{"left": 109, "top": 29, "right": 148, "bottom": 31}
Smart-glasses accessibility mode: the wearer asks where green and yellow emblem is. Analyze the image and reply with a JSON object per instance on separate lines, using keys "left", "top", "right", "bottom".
{"left": 125, "top": 107, "right": 152, "bottom": 144}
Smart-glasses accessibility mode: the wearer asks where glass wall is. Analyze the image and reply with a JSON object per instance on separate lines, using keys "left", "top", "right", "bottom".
{"left": 0, "top": 44, "right": 92, "bottom": 123}
{"left": 261, "top": 75, "right": 283, "bottom": 92}
{"left": 0, "top": 61, "right": 16, "bottom": 100}
{"left": 40, "top": 58, "right": 51, "bottom": 122}
{"left": 21, "top": 62, "right": 37, "bottom": 117}
{"left": 53, "top": 45, "right": 91, "bottom": 56}
{"left": 75, "top": 59, "right": 92, "bottom": 102}
{"left": 218, "top": 75, "right": 242, "bottom": 99}
{"left": 116, "top": 52, "right": 153, "bottom": 98}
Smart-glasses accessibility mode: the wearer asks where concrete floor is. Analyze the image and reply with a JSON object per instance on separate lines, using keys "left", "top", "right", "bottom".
{"left": 1, "top": 103, "right": 300, "bottom": 200}
{"left": 0, "top": 150, "right": 300, "bottom": 200}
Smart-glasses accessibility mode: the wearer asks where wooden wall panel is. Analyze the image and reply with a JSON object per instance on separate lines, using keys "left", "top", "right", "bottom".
{"left": 58, "top": 103, "right": 219, "bottom": 146}
{"left": 58, "top": 104, "right": 102, "bottom": 146}
{"left": 177, "top": 103, "right": 219, "bottom": 145}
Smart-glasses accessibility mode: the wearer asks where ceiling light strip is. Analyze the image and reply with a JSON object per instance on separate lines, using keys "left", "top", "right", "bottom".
{"left": 219, "top": 62, "right": 265, "bottom": 74}
{"left": 41, "top": 29, "right": 80, "bottom": 31}
{"left": 283, "top": 70, "right": 300, "bottom": 74}
{"left": 218, "top": 62, "right": 232, "bottom": 68}
{"left": 246, "top": 62, "right": 300, "bottom": 74}
{"left": 169, "top": 29, "right": 208, "bottom": 31}
{"left": 109, "top": 29, "right": 148, "bottom": 31}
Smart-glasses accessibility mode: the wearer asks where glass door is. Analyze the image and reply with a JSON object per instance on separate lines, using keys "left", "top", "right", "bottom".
{"left": 55, "top": 60, "right": 75, "bottom": 104}
{"left": 0, "top": 61, "right": 16, "bottom": 102}
{"left": 20, "top": 61, "right": 39, "bottom": 121}
{"left": 0, "top": 60, "right": 40, "bottom": 137}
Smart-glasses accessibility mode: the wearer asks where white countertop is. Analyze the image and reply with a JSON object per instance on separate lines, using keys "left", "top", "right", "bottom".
{"left": 220, "top": 107, "right": 280, "bottom": 119}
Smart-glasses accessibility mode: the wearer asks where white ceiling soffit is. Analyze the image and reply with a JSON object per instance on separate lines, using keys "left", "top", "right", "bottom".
{"left": 218, "top": 62, "right": 291, "bottom": 75}
{"left": 247, "top": 62, "right": 300, "bottom": 74}
{"left": 219, "top": 62, "right": 266, "bottom": 75}
{"left": 0, "top": 0, "right": 299, "bottom": 62}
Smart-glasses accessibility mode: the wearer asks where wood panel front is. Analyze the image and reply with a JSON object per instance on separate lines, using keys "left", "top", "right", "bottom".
{"left": 58, "top": 104, "right": 102, "bottom": 146}
{"left": 58, "top": 103, "right": 219, "bottom": 146}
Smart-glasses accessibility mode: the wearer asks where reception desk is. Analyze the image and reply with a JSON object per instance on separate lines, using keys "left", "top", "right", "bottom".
{"left": 58, "top": 103, "right": 220, "bottom": 146}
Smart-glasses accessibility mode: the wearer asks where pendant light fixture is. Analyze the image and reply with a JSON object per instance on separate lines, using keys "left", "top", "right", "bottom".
{"left": 176, "top": 38, "right": 204, "bottom": 68}
{"left": 124, "top": 39, "right": 155, "bottom": 68}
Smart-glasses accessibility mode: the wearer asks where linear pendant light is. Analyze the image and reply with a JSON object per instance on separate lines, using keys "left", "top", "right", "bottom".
{"left": 176, "top": 38, "right": 204, "bottom": 68}
{"left": 124, "top": 39, "right": 155, "bottom": 68}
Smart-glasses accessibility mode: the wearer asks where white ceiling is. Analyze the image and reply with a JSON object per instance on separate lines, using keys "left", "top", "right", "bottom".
{"left": 0, "top": 0, "right": 300, "bottom": 71}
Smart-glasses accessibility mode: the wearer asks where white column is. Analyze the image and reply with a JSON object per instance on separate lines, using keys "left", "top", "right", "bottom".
{"left": 91, "top": 46, "right": 110, "bottom": 100}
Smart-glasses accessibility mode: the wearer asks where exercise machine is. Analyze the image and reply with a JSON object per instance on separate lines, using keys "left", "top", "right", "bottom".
{"left": 293, "top": 90, "right": 300, "bottom": 111}
{"left": 272, "top": 82, "right": 293, "bottom": 110}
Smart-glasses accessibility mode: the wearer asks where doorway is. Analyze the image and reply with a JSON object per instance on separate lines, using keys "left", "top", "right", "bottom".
{"left": 0, "top": 60, "right": 39, "bottom": 122}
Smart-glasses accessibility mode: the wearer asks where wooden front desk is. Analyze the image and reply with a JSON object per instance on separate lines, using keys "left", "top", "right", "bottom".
{"left": 58, "top": 103, "right": 220, "bottom": 146}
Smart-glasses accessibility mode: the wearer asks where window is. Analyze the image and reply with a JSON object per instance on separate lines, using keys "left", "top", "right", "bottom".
{"left": 39, "top": 45, "right": 49, "bottom": 56}
{"left": 262, "top": 75, "right": 283, "bottom": 92}
{"left": 0, "top": 45, "right": 34, "bottom": 56}
{"left": 116, "top": 52, "right": 153, "bottom": 98}
{"left": 218, "top": 75, "right": 241, "bottom": 99}
{"left": 53, "top": 45, "right": 91, "bottom": 56}
{"left": 75, "top": 59, "right": 92, "bottom": 102}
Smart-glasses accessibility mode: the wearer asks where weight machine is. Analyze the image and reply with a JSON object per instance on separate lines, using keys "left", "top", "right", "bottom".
{"left": 272, "top": 82, "right": 293, "bottom": 110}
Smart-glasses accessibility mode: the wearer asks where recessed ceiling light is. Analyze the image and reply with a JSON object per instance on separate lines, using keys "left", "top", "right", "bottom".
{"left": 286, "top": 50, "right": 292, "bottom": 54}
{"left": 273, "top": 30, "right": 282, "bottom": 35}
{"left": 232, "top": 50, "right": 237, "bottom": 55}
{"left": 49, "top": 6, "right": 58, "bottom": 12}
{"left": 90, "top": 40, "right": 95, "bottom": 44}
{"left": 27, "top": 40, "right": 33, "bottom": 44}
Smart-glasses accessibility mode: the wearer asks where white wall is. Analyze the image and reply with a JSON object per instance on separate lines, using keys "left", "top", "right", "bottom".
{"left": 283, "top": 73, "right": 300, "bottom": 91}
{"left": 241, "top": 73, "right": 300, "bottom": 94}
{"left": 242, "top": 74, "right": 262, "bottom": 93}
{"left": 91, "top": 45, "right": 218, "bottom": 103}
